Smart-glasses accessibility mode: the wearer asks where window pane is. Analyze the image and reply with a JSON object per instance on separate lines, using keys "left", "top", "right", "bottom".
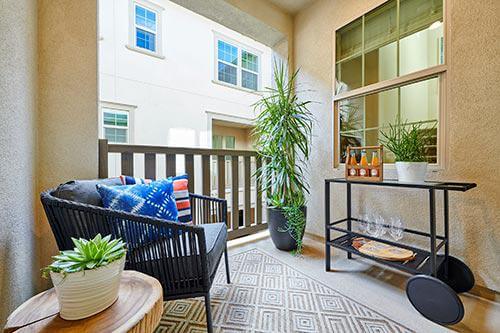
{"left": 400, "top": 77, "right": 439, "bottom": 123}
{"left": 242, "top": 70, "right": 258, "bottom": 90}
{"left": 104, "top": 128, "right": 128, "bottom": 143}
{"left": 337, "top": 55, "right": 362, "bottom": 90}
{"left": 103, "top": 112, "right": 116, "bottom": 126}
{"left": 364, "top": 0, "right": 397, "bottom": 85}
{"left": 136, "top": 5, "right": 156, "bottom": 31}
{"left": 212, "top": 135, "right": 223, "bottom": 149}
{"left": 225, "top": 136, "right": 235, "bottom": 149}
{"left": 218, "top": 62, "right": 237, "bottom": 85}
{"left": 399, "top": 0, "right": 443, "bottom": 75}
{"left": 136, "top": 28, "right": 156, "bottom": 52}
{"left": 217, "top": 40, "right": 238, "bottom": 65}
{"left": 242, "top": 51, "right": 258, "bottom": 72}
{"left": 400, "top": 0, "right": 443, "bottom": 37}
{"left": 338, "top": 78, "right": 439, "bottom": 163}
{"left": 115, "top": 114, "right": 128, "bottom": 127}
{"left": 364, "top": 0, "right": 397, "bottom": 52}
{"left": 336, "top": 18, "right": 362, "bottom": 60}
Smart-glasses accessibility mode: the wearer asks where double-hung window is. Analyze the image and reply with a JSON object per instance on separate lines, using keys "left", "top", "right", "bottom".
{"left": 102, "top": 109, "right": 129, "bottom": 144}
{"left": 216, "top": 37, "right": 260, "bottom": 91}
{"left": 334, "top": 0, "right": 445, "bottom": 165}
{"left": 135, "top": 5, "right": 157, "bottom": 52}
{"left": 128, "top": 0, "right": 163, "bottom": 57}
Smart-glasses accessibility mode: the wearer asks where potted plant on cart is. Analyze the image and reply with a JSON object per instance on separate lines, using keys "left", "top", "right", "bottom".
{"left": 253, "top": 60, "right": 313, "bottom": 253}
{"left": 380, "top": 118, "right": 436, "bottom": 182}
{"left": 42, "top": 234, "right": 127, "bottom": 320}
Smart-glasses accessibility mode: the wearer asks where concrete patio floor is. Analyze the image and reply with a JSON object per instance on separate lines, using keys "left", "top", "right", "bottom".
{"left": 228, "top": 231, "right": 500, "bottom": 333}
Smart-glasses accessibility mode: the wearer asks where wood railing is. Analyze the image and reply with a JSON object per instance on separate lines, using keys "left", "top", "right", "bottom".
{"left": 98, "top": 139, "right": 266, "bottom": 240}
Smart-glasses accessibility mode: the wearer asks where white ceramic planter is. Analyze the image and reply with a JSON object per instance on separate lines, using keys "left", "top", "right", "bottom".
{"left": 50, "top": 256, "right": 125, "bottom": 320}
{"left": 395, "top": 161, "right": 428, "bottom": 183}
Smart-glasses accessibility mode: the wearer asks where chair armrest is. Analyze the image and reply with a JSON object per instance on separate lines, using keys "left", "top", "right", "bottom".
{"left": 189, "top": 193, "right": 228, "bottom": 226}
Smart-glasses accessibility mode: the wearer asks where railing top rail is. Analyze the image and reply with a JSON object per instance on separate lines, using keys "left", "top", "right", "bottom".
{"left": 103, "top": 140, "right": 258, "bottom": 157}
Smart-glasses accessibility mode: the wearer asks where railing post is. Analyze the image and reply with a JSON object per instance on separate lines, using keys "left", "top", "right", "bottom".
{"left": 166, "top": 154, "right": 176, "bottom": 177}
{"left": 255, "top": 156, "right": 262, "bottom": 225}
{"left": 202, "top": 155, "right": 210, "bottom": 196}
{"left": 231, "top": 156, "right": 239, "bottom": 231}
{"left": 217, "top": 155, "right": 225, "bottom": 199}
{"left": 144, "top": 153, "right": 156, "bottom": 180}
{"left": 185, "top": 154, "right": 194, "bottom": 193}
{"left": 98, "top": 139, "right": 108, "bottom": 178}
{"left": 121, "top": 152, "right": 134, "bottom": 176}
{"left": 244, "top": 156, "right": 251, "bottom": 227}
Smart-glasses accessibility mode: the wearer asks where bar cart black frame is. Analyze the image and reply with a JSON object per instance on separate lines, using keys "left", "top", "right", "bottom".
{"left": 325, "top": 178, "right": 476, "bottom": 325}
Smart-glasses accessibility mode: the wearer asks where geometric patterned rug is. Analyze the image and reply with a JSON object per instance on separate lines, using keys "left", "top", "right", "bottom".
{"left": 156, "top": 248, "right": 414, "bottom": 333}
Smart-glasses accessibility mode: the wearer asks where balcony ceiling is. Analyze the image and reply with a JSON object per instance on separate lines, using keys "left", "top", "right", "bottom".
{"left": 267, "top": 0, "right": 316, "bottom": 14}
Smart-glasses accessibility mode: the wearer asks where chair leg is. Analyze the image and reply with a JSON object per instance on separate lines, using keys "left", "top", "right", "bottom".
{"left": 224, "top": 246, "right": 231, "bottom": 284}
{"left": 205, "top": 293, "right": 213, "bottom": 333}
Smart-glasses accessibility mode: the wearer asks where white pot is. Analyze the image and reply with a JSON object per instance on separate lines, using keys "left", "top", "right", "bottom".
{"left": 50, "top": 256, "right": 125, "bottom": 320}
{"left": 395, "top": 161, "right": 428, "bottom": 183}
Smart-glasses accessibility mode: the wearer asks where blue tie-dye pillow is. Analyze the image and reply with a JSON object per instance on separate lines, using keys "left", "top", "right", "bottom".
{"left": 96, "top": 179, "right": 178, "bottom": 221}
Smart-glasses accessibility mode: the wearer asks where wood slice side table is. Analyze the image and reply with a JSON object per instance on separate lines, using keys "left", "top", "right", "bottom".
{"left": 4, "top": 271, "right": 163, "bottom": 333}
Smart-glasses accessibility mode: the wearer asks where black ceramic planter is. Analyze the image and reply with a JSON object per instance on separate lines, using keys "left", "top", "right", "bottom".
{"left": 267, "top": 206, "right": 307, "bottom": 251}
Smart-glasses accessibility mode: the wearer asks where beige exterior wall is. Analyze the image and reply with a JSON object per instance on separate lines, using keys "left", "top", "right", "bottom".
{"left": 0, "top": 0, "right": 38, "bottom": 326}
{"left": 36, "top": 0, "right": 99, "bottom": 287}
{"left": 294, "top": 0, "right": 500, "bottom": 291}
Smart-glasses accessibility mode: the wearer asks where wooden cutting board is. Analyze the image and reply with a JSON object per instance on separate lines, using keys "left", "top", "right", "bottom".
{"left": 352, "top": 237, "right": 415, "bottom": 262}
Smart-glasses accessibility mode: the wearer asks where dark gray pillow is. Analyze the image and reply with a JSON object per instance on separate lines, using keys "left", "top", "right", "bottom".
{"left": 53, "top": 178, "right": 122, "bottom": 206}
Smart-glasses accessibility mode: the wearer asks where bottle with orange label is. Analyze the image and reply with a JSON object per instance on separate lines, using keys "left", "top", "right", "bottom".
{"left": 359, "top": 150, "right": 369, "bottom": 177}
{"left": 371, "top": 151, "right": 380, "bottom": 177}
{"left": 348, "top": 151, "right": 358, "bottom": 176}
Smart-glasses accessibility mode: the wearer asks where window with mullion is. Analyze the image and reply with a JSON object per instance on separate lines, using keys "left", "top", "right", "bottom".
{"left": 103, "top": 110, "right": 129, "bottom": 144}
{"left": 135, "top": 4, "right": 157, "bottom": 52}
{"left": 216, "top": 39, "right": 259, "bottom": 91}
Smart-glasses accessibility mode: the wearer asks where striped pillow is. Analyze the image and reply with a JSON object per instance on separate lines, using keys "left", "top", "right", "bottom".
{"left": 171, "top": 174, "right": 192, "bottom": 223}
{"left": 117, "top": 174, "right": 191, "bottom": 223}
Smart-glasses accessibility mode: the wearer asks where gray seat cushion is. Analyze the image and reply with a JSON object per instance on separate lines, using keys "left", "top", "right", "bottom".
{"left": 131, "top": 222, "right": 227, "bottom": 278}
{"left": 202, "top": 223, "right": 228, "bottom": 276}
{"left": 53, "top": 178, "right": 122, "bottom": 206}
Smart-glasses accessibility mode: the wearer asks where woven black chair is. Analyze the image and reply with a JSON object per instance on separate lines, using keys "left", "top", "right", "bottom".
{"left": 41, "top": 184, "right": 230, "bottom": 333}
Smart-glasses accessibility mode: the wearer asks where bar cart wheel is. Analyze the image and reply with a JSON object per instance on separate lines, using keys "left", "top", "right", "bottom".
{"left": 406, "top": 275, "right": 464, "bottom": 325}
{"left": 437, "top": 256, "right": 475, "bottom": 293}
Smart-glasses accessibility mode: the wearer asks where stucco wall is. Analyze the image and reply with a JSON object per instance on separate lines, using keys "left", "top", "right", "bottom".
{"left": 37, "top": 0, "right": 99, "bottom": 284}
{"left": 294, "top": 0, "right": 500, "bottom": 291}
{"left": 0, "top": 0, "right": 38, "bottom": 325}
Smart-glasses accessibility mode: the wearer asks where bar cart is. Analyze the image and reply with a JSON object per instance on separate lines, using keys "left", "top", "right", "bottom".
{"left": 324, "top": 178, "right": 477, "bottom": 325}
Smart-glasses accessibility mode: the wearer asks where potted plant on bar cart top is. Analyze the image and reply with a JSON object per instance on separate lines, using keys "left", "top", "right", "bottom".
{"left": 380, "top": 118, "right": 437, "bottom": 183}
{"left": 253, "top": 59, "right": 313, "bottom": 253}
{"left": 42, "top": 234, "right": 127, "bottom": 320}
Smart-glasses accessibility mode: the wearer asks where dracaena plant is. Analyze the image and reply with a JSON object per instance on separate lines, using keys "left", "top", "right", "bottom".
{"left": 252, "top": 59, "right": 313, "bottom": 253}
{"left": 42, "top": 234, "right": 126, "bottom": 278}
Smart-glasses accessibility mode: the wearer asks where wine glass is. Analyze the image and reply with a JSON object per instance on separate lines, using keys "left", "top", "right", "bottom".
{"left": 389, "top": 217, "right": 404, "bottom": 241}
{"left": 366, "top": 214, "right": 381, "bottom": 237}
{"left": 357, "top": 213, "right": 369, "bottom": 233}
{"left": 376, "top": 214, "right": 387, "bottom": 237}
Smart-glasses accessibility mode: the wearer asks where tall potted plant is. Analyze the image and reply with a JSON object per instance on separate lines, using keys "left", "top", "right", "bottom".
{"left": 380, "top": 119, "right": 436, "bottom": 182}
{"left": 253, "top": 60, "right": 313, "bottom": 253}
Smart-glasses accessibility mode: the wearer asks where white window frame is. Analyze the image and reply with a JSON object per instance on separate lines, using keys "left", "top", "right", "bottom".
{"left": 333, "top": 0, "right": 449, "bottom": 170}
{"left": 99, "top": 102, "right": 136, "bottom": 144}
{"left": 126, "top": 0, "right": 164, "bottom": 59}
{"left": 213, "top": 32, "right": 262, "bottom": 93}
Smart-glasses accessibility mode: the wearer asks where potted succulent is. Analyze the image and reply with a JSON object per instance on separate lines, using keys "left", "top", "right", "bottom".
{"left": 380, "top": 119, "right": 436, "bottom": 183}
{"left": 42, "top": 234, "right": 127, "bottom": 320}
{"left": 253, "top": 60, "right": 313, "bottom": 253}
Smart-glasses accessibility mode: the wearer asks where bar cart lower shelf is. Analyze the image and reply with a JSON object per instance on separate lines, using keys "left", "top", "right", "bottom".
{"left": 325, "top": 178, "right": 477, "bottom": 325}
